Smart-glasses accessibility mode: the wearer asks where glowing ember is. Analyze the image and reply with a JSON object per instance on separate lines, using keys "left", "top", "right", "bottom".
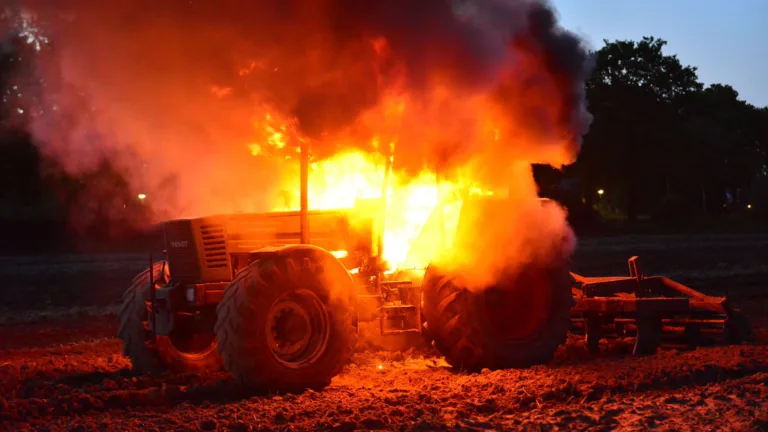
{"left": 330, "top": 250, "right": 349, "bottom": 259}
{"left": 247, "top": 144, "right": 262, "bottom": 156}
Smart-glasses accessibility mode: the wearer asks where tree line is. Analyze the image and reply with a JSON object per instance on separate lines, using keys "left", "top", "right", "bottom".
{"left": 1, "top": 30, "right": 767, "bottom": 251}
{"left": 536, "top": 36, "right": 768, "bottom": 231}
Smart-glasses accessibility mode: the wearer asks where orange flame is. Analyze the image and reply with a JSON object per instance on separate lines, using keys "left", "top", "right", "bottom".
{"left": 267, "top": 149, "right": 464, "bottom": 270}
{"left": 248, "top": 100, "right": 508, "bottom": 271}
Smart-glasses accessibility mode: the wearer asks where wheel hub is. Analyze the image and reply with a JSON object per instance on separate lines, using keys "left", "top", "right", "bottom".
{"left": 269, "top": 301, "right": 312, "bottom": 357}
{"left": 266, "top": 289, "right": 330, "bottom": 368}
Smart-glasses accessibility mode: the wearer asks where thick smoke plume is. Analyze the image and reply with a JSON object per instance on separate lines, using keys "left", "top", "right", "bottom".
{"left": 10, "top": 0, "right": 592, "bottom": 283}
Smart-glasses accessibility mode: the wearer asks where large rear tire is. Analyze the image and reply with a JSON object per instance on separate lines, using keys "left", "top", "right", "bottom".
{"left": 214, "top": 248, "right": 357, "bottom": 392}
{"left": 421, "top": 262, "right": 573, "bottom": 371}
{"left": 118, "top": 261, "right": 221, "bottom": 373}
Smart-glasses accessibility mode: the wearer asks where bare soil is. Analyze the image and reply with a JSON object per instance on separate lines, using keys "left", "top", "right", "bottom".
{"left": 1, "top": 234, "right": 768, "bottom": 431}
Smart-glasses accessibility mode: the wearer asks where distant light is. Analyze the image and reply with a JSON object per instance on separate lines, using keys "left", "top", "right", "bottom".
{"left": 597, "top": 189, "right": 604, "bottom": 196}
{"left": 747, "top": 204, "right": 752, "bottom": 209}
{"left": 378, "top": 364, "right": 383, "bottom": 370}
{"left": 137, "top": 193, "right": 147, "bottom": 200}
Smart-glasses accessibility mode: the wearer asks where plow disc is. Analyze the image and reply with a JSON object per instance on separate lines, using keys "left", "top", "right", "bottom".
{"left": 569, "top": 256, "right": 754, "bottom": 355}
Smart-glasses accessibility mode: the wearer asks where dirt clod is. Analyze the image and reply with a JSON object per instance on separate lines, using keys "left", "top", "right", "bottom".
{"left": 198, "top": 419, "right": 218, "bottom": 430}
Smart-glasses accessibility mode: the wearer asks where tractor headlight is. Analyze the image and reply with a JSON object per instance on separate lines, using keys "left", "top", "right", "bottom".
{"left": 186, "top": 286, "right": 196, "bottom": 303}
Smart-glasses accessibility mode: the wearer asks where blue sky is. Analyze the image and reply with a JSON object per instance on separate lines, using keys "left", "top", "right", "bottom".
{"left": 550, "top": 0, "right": 767, "bottom": 107}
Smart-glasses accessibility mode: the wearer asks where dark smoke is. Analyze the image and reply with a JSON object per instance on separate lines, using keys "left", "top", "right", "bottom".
{"left": 295, "top": 0, "right": 594, "bottom": 152}
{"left": 518, "top": 2, "right": 593, "bottom": 148}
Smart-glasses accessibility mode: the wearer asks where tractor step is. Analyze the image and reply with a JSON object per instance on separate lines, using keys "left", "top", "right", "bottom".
{"left": 378, "top": 304, "right": 421, "bottom": 336}
{"left": 380, "top": 281, "right": 413, "bottom": 289}
{"left": 381, "top": 329, "right": 422, "bottom": 336}
{"left": 380, "top": 304, "right": 417, "bottom": 311}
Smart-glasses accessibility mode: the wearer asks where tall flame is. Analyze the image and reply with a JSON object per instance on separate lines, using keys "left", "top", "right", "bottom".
{"left": 247, "top": 95, "right": 504, "bottom": 271}
{"left": 268, "top": 146, "right": 484, "bottom": 270}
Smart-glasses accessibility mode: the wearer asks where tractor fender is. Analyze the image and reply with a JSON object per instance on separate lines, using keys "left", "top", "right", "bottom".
{"left": 247, "top": 244, "right": 357, "bottom": 303}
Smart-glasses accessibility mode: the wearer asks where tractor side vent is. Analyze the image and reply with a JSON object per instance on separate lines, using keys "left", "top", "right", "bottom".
{"left": 200, "top": 224, "right": 228, "bottom": 269}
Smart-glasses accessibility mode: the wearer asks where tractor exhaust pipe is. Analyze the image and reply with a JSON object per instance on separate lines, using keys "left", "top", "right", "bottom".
{"left": 300, "top": 139, "right": 309, "bottom": 245}
{"left": 378, "top": 142, "right": 394, "bottom": 262}
{"left": 375, "top": 142, "right": 394, "bottom": 297}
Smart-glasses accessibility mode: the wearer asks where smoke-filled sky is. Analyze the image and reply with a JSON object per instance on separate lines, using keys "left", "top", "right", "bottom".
{"left": 4, "top": 0, "right": 593, "bottom": 219}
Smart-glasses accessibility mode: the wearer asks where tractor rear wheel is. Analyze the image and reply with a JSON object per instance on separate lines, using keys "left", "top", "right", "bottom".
{"left": 118, "top": 261, "right": 221, "bottom": 373}
{"left": 421, "top": 262, "right": 573, "bottom": 371}
{"left": 214, "top": 248, "right": 357, "bottom": 391}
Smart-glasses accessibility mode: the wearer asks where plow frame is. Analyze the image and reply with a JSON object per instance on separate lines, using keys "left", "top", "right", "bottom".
{"left": 569, "top": 256, "right": 753, "bottom": 355}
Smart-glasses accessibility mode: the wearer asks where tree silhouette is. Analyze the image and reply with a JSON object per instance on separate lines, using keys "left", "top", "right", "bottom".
{"left": 0, "top": 28, "right": 45, "bottom": 213}
{"left": 681, "top": 84, "right": 765, "bottom": 213}
{"left": 571, "top": 36, "right": 767, "bottom": 227}
{"left": 576, "top": 37, "right": 703, "bottom": 222}
{"left": 0, "top": 13, "right": 154, "bottom": 251}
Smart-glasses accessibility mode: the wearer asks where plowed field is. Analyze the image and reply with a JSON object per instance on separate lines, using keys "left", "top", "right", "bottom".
{"left": 2, "top": 235, "right": 767, "bottom": 431}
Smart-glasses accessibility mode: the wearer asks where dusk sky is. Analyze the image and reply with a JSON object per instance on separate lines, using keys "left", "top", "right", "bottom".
{"left": 550, "top": 0, "right": 767, "bottom": 107}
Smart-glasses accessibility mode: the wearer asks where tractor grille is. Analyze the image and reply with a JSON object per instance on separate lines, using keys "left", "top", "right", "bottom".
{"left": 164, "top": 221, "right": 201, "bottom": 281}
{"left": 200, "top": 224, "right": 228, "bottom": 269}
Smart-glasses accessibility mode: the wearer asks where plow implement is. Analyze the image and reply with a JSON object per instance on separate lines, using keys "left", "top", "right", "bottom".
{"left": 569, "top": 256, "right": 754, "bottom": 355}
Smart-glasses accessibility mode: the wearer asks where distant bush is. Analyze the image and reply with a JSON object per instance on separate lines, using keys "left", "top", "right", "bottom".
{"left": 749, "top": 175, "right": 768, "bottom": 221}
{"left": 592, "top": 200, "right": 625, "bottom": 221}
{"left": 652, "top": 196, "right": 695, "bottom": 230}
{"left": 562, "top": 202, "right": 611, "bottom": 236}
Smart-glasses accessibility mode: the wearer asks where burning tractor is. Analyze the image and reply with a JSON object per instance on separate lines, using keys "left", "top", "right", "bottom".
{"left": 119, "top": 195, "right": 573, "bottom": 389}
{"left": 119, "top": 150, "right": 753, "bottom": 392}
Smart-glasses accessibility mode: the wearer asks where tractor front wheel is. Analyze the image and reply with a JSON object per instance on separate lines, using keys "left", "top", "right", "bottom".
{"left": 214, "top": 248, "right": 357, "bottom": 391}
{"left": 118, "top": 261, "right": 222, "bottom": 373}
